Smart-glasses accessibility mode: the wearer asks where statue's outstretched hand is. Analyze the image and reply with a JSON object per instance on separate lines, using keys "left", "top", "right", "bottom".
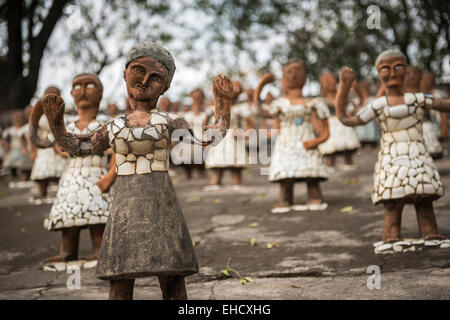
{"left": 213, "top": 74, "right": 233, "bottom": 100}
{"left": 41, "top": 94, "right": 66, "bottom": 128}
{"left": 339, "top": 67, "right": 356, "bottom": 93}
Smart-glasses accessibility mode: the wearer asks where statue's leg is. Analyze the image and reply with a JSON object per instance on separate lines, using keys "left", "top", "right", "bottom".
{"left": 209, "top": 168, "right": 223, "bottom": 186}
{"left": 38, "top": 179, "right": 49, "bottom": 198}
{"left": 414, "top": 199, "right": 445, "bottom": 240}
{"left": 87, "top": 224, "right": 105, "bottom": 260}
{"left": 382, "top": 200, "right": 404, "bottom": 243}
{"left": 277, "top": 179, "right": 294, "bottom": 206}
{"left": 231, "top": 168, "right": 242, "bottom": 186}
{"left": 109, "top": 279, "right": 135, "bottom": 300}
{"left": 324, "top": 154, "right": 335, "bottom": 167}
{"left": 158, "top": 275, "right": 187, "bottom": 300}
{"left": 344, "top": 150, "right": 354, "bottom": 165}
{"left": 45, "top": 227, "right": 81, "bottom": 263}
{"left": 306, "top": 179, "right": 323, "bottom": 204}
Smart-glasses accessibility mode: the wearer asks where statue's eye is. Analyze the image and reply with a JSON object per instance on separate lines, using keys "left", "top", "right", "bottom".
{"left": 132, "top": 65, "right": 145, "bottom": 74}
{"left": 73, "top": 84, "right": 81, "bottom": 90}
{"left": 151, "top": 74, "right": 163, "bottom": 82}
{"left": 394, "top": 65, "right": 405, "bottom": 71}
{"left": 87, "top": 83, "right": 95, "bottom": 89}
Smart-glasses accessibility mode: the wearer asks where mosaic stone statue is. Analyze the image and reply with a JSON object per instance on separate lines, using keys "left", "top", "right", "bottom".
{"left": 204, "top": 81, "right": 254, "bottom": 190}
{"left": 172, "top": 88, "right": 208, "bottom": 180}
{"left": 29, "top": 87, "right": 68, "bottom": 201}
{"left": 335, "top": 49, "right": 450, "bottom": 251}
{"left": 30, "top": 73, "right": 116, "bottom": 266}
{"left": 40, "top": 42, "right": 231, "bottom": 300}
{"left": 255, "top": 61, "right": 331, "bottom": 213}
{"left": 317, "top": 72, "right": 361, "bottom": 169}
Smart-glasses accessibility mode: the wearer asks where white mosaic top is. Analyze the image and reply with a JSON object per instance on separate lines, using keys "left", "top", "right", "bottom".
{"left": 356, "top": 93, "right": 444, "bottom": 203}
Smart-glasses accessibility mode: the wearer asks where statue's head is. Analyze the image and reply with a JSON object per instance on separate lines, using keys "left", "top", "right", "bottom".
{"left": 124, "top": 42, "right": 175, "bottom": 106}
{"left": 71, "top": 73, "right": 103, "bottom": 111}
{"left": 319, "top": 72, "right": 337, "bottom": 95}
{"left": 404, "top": 65, "right": 423, "bottom": 91}
{"left": 190, "top": 88, "right": 205, "bottom": 105}
{"left": 375, "top": 49, "right": 407, "bottom": 91}
{"left": 282, "top": 60, "right": 307, "bottom": 92}
{"left": 157, "top": 96, "right": 171, "bottom": 112}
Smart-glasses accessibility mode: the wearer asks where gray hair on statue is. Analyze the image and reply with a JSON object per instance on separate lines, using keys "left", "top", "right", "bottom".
{"left": 125, "top": 42, "right": 176, "bottom": 88}
{"left": 375, "top": 49, "right": 407, "bottom": 67}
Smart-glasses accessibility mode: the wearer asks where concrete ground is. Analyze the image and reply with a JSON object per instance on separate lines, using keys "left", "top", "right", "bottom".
{"left": 1, "top": 141, "right": 450, "bottom": 300}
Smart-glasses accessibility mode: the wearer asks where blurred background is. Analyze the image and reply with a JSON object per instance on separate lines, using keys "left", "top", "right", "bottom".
{"left": 0, "top": 0, "right": 449, "bottom": 116}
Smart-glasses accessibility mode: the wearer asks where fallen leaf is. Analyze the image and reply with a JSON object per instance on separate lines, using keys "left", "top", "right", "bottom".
{"left": 249, "top": 222, "right": 259, "bottom": 228}
{"left": 291, "top": 285, "right": 302, "bottom": 288}
{"left": 344, "top": 178, "right": 358, "bottom": 184}
{"left": 249, "top": 237, "right": 256, "bottom": 246}
{"left": 244, "top": 277, "right": 254, "bottom": 283}
{"left": 240, "top": 279, "right": 247, "bottom": 285}
{"left": 15, "top": 211, "right": 22, "bottom": 217}
{"left": 187, "top": 197, "right": 200, "bottom": 203}
{"left": 340, "top": 206, "right": 353, "bottom": 213}
{"left": 20, "top": 228, "right": 27, "bottom": 233}
{"left": 221, "top": 269, "right": 230, "bottom": 276}
{"left": 257, "top": 194, "right": 265, "bottom": 199}
{"left": 266, "top": 243, "right": 279, "bottom": 249}
{"left": 212, "top": 198, "right": 223, "bottom": 204}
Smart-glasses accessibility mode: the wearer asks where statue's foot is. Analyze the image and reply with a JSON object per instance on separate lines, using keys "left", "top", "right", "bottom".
{"left": 423, "top": 233, "right": 446, "bottom": 241}
{"left": 44, "top": 254, "right": 75, "bottom": 264}
{"left": 383, "top": 237, "right": 402, "bottom": 244}
{"left": 271, "top": 202, "right": 291, "bottom": 214}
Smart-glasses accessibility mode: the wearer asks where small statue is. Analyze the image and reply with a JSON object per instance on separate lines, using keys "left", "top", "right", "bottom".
{"left": 2, "top": 111, "right": 33, "bottom": 180}
{"left": 317, "top": 72, "right": 361, "bottom": 169}
{"left": 39, "top": 42, "right": 231, "bottom": 299}
{"left": 335, "top": 49, "right": 450, "bottom": 251}
{"left": 29, "top": 86, "right": 68, "bottom": 202}
{"left": 172, "top": 88, "right": 208, "bottom": 180}
{"left": 30, "top": 73, "right": 117, "bottom": 266}
{"left": 204, "top": 80, "right": 254, "bottom": 190}
{"left": 254, "top": 60, "right": 331, "bottom": 213}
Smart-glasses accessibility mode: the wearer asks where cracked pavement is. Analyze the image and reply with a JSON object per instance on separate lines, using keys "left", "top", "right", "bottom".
{"left": 1, "top": 141, "right": 450, "bottom": 299}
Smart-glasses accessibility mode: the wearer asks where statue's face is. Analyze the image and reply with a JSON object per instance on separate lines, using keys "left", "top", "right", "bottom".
{"left": 158, "top": 96, "right": 171, "bottom": 112}
{"left": 320, "top": 73, "right": 337, "bottom": 94}
{"left": 107, "top": 104, "right": 119, "bottom": 117}
{"left": 190, "top": 89, "right": 205, "bottom": 104}
{"left": 404, "top": 66, "right": 422, "bottom": 89}
{"left": 282, "top": 62, "right": 307, "bottom": 90}
{"left": 71, "top": 75, "right": 103, "bottom": 110}
{"left": 376, "top": 55, "right": 406, "bottom": 90}
{"left": 124, "top": 57, "right": 169, "bottom": 104}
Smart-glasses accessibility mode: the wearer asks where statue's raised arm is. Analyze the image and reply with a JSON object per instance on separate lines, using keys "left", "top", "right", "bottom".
{"left": 39, "top": 94, "right": 110, "bottom": 156}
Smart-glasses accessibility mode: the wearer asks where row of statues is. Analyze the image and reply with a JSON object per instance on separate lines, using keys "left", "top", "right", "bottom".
{"left": 1, "top": 43, "right": 450, "bottom": 300}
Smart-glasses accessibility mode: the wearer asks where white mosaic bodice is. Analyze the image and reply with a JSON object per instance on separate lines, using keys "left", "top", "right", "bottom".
{"left": 268, "top": 97, "right": 329, "bottom": 139}
{"left": 108, "top": 109, "right": 179, "bottom": 175}
{"left": 357, "top": 93, "right": 434, "bottom": 143}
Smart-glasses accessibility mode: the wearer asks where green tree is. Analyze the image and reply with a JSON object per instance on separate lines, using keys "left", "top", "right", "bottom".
{"left": 0, "top": 0, "right": 171, "bottom": 112}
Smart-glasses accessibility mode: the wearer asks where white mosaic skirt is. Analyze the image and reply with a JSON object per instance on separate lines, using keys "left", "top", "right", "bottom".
{"left": 44, "top": 155, "right": 113, "bottom": 231}
{"left": 371, "top": 139, "right": 444, "bottom": 204}
{"left": 422, "top": 121, "right": 442, "bottom": 156}
{"left": 31, "top": 147, "right": 67, "bottom": 180}
{"left": 318, "top": 116, "right": 361, "bottom": 155}
{"left": 269, "top": 130, "right": 329, "bottom": 182}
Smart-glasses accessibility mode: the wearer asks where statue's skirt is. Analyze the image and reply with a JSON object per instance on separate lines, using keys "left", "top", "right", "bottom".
{"left": 96, "top": 172, "right": 198, "bottom": 280}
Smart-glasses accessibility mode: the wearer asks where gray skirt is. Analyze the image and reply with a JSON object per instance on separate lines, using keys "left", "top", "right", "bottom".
{"left": 96, "top": 172, "right": 198, "bottom": 280}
